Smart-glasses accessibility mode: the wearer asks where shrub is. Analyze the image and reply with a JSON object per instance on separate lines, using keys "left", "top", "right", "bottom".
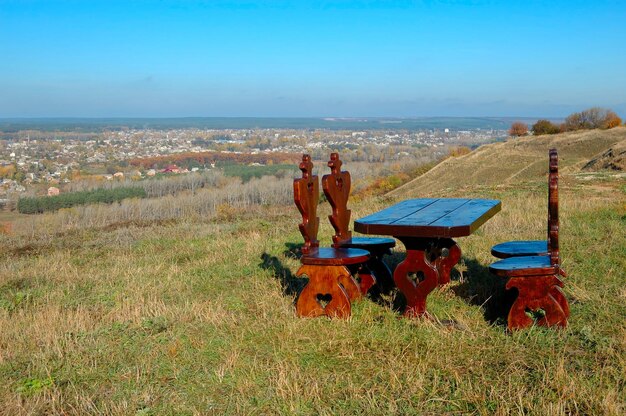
{"left": 509, "top": 122, "right": 529, "bottom": 137}
{"left": 531, "top": 119, "right": 561, "bottom": 135}
{"left": 448, "top": 146, "right": 472, "bottom": 157}
{"left": 563, "top": 107, "right": 622, "bottom": 131}
{"left": 602, "top": 110, "right": 622, "bottom": 129}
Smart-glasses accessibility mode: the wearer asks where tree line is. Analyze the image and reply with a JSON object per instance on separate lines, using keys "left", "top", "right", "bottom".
{"left": 10, "top": 175, "right": 294, "bottom": 238}
{"left": 63, "top": 170, "right": 227, "bottom": 198}
{"left": 509, "top": 107, "right": 623, "bottom": 137}
{"left": 128, "top": 150, "right": 301, "bottom": 169}
{"left": 17, "top": 187, "right": 147, "bottom": 214}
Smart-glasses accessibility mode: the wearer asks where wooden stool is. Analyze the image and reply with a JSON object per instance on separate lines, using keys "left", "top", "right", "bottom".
{"left": 294, "top": 155, "right": 370, "bottom": 318}
{"left": 489, "top": 149, "right": 569, "bottom": 330}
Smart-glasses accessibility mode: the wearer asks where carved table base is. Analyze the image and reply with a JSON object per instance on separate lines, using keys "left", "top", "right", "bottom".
{"left": 394, "top": 237, "right": 461, "bottom": 317}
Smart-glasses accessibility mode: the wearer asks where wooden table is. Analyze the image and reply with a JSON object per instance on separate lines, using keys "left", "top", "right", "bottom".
{"left": 354, "top": 198, "right": 501, "bottom": 317}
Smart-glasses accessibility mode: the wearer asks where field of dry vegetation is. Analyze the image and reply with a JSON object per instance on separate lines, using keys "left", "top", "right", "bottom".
{"left": 0, "top": 129, "right": 624, "bottom": 415}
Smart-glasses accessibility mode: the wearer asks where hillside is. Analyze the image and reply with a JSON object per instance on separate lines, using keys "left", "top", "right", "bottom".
{"left": 390, "top": 127, "right": 626, "bottom": 197}
{"left": 0, "top": 130, "right": 625, "bottom": 414}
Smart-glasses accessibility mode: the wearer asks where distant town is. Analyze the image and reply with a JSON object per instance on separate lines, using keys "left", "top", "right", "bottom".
{"left": 0, "top": 124, "right": 507, "bottom": 202}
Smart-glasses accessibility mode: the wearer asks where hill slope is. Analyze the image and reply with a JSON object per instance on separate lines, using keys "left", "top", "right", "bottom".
{"left": 0, "top": 129, "right": 624, "bottom": 414}
{"left": 390, "top": 127, "right": 626, "bottom": 198}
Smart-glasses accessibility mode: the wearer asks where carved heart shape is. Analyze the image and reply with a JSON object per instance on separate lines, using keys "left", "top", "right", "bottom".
{"left": 316, "top": 293, "right": 333, "bottom": 308}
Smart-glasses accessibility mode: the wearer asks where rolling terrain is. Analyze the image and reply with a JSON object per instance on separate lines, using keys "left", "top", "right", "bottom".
{"left": 0, "top": 129, "right": 624, "bottom": 415}
{"left": 391, "top": 126, "right": 626, "bottom": 197}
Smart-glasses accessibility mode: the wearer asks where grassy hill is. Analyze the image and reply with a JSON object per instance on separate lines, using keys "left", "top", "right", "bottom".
{"left": 0, "top": 130, "right": 624, "bottom": 415}
{"left": 390, "top": 126, "right": 626, "bottom": 197}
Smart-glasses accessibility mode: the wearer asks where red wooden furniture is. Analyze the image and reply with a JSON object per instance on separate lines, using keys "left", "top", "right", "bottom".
{"left": 293, "top": 155, "right": 370, "bottom": 318}
{"left": 321, "top": 153, "right": 396, "bottom": 295}
{"left": 489, "top": 149, "right": 569, "bottom": 330}
{"left": 355, "top": 198, "right": 501, "bottom": 317}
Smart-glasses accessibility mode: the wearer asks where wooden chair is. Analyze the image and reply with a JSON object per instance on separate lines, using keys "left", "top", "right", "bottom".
{"left": 293, "top": 155, "right": 370, "bottom": 318}
{"left": 321, "top": 153, "right": 396, "bottom": 295}
{"left": 491, "top": 149, "right": 559, "bottom": 259}
{"left": 489, "top": 149, "right": 570, "bottom": 330}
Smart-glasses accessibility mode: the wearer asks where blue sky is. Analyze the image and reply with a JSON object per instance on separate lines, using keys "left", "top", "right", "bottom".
{"left": 1, "top": 0, "right": 625, "bottom": 117}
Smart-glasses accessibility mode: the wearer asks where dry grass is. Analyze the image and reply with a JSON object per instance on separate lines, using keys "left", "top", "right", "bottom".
{"left": 1, "top": 132, "right": 625, "bottom": 414}
{"left": 390, "top": 126, "right": 626, "bottom": 198}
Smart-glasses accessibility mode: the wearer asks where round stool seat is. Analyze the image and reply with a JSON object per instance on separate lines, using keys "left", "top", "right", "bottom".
{"left": 301, "top": 247, "right": 370, "bottom": 266}
{"left": 337, "top": 237, "right": 396, "bottom": 252}
{"left": 489, "top": 255, "right": 558, "bottom": 277}
{"left": 491, "top": 240, "right": 548, "bottom": 259}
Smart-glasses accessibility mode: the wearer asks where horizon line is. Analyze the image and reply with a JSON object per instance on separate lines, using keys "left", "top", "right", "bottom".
{"left": 0, "top": 116, "right": 561, "bottom": 120}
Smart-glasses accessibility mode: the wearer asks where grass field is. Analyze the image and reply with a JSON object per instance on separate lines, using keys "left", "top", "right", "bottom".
{"left": 0, "top": 132, "right": 625, "bottom": 415}
{"left": 221, "top": 163, "right": 298, "bottom": 182}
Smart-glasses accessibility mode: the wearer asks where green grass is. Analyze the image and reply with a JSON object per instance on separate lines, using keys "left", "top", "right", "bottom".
{"left": 0, "top": 153, "right": 625, "bottom": 414}
{"left": 221, "top": 163, "right": 298, "bottom": 182}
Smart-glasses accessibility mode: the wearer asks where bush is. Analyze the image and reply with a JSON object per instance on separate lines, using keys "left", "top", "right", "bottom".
{"left": 531, "top": 119, "right": 561, "bottom": 135}
{"left": 17, "top": 187, "right": 146, "bottom": 214}
{"left": 509, "top": 122, "right": 529, "bottom": 137}
{"left": 563, "top": 107, "right": 622, "bottom": 131}
{"left": 602, "top": 110, "right": 622, "bottom": 129}
{"left": 448, "top": 146, "right": 472, "bottom": 157}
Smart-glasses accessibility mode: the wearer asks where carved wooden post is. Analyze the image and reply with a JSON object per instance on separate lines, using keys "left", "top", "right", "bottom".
{"left": 293, "top": 154, "right": 319, "bottom": 255}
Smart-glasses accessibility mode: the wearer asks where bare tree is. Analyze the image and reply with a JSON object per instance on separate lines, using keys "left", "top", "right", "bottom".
{"left": 563, "top": 107, "right": 622, "bottom": 131}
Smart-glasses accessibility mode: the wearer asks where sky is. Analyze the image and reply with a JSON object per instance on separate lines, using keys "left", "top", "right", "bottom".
{"left": 1, "top": 0, "right": 625, "bottom": 118}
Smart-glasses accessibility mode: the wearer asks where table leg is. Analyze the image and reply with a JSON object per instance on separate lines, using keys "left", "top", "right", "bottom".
{"left": 394, "top": 238, "right": 439, "bottom": 317}
{"left": 435, "top": 239, "right": 461, "bottom": 285}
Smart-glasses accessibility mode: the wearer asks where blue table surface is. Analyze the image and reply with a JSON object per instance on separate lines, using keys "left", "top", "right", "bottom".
{"left": 354, "top": 198, "right": 501, "bottom": 238}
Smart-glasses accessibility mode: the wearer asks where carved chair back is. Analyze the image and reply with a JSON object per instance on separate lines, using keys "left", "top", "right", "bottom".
{"left": 322, "top": 153, "right": 353, "bottom": 248}
{"left": 547, "top": 148, "right": 559, "bottom": 266}
{"left": 293, "top": 154, "right": 320, "bottom": 255}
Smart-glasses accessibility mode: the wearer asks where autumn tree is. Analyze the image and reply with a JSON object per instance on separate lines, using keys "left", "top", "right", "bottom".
{"left": 0, "top": 164, "right": 16, "bottom": 179}
{"left": 531, "top": 119, "right": 561, "bottom": 135}
{"left": 602, "top": 110, "right": 622, "bottom": 129}
{"left": 509, "top": 122, "right": 529, "bottom": 137}
{"left": 563, "top": 107, "right": 622, "bottom": 131}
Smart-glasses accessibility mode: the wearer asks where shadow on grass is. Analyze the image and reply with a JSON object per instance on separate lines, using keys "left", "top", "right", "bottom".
{"left": 259, "top": 246, "right": 306, "bottom": 298}
{"left": 282, "top": 242, "right": 302, "bottom": 260}
{"left": 371, "top": 251, "right": 407, "bottom": 312}
{"left": 451, "top": 257, "right": 515, "bottom": 326}
{"left": 263, "top": 244, "right": 513, "bottom": 325}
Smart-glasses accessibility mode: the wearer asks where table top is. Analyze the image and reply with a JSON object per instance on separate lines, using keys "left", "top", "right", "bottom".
{"left": 354, "top": 198, "right": 501, "bottom": 238}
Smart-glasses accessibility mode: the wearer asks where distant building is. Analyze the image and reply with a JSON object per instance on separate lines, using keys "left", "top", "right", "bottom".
{"left": 47, "top": 186, "right": 60, "bottom": 196}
